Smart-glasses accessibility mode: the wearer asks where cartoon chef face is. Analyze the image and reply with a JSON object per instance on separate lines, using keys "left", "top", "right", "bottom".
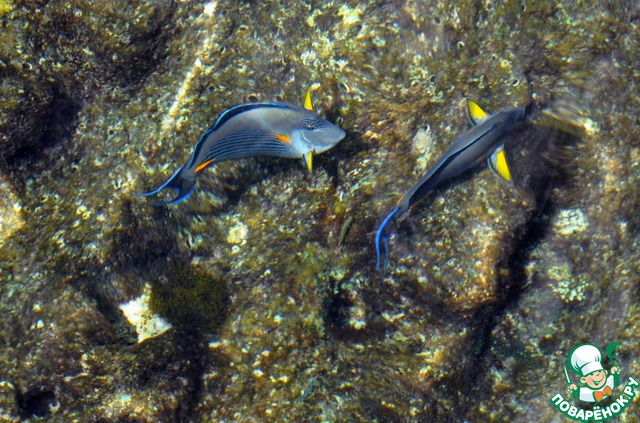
{"left": 568, "top": 344, "right": 605, "bottom": 384}
{"left": 581, "top": 369, "right": 608, "bottom": 389}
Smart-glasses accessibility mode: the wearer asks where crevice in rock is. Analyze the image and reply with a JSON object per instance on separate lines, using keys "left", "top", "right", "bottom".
{"left": 323, "top": 285, "right": 354, "bottom": 338}
{"left": 373, "top": 107, "right": 581, "bottom": 422}
{"left": 459, "top": 121, "right": 580, "bottom": 415}
{"left": 473, "top": 200, "right": 555, "bottom": 360}
{"left": 15, "top": 386, "right": 57, "bottom": 420}
{"left": 174, "top": 331, "right": 210, "bottom": 422}
{"left": 3, "top": 89, "right": 82, "bottom": 173}
{"left": 482, "top": 122, "right": 578, "bottom": 345}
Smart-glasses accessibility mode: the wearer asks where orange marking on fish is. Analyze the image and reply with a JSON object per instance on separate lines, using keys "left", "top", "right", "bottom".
{"left": 195, "top": 159, "right": 215, "bottom": 173}
{"left": 275, "top": 133, "right": 292, "bottom": 144}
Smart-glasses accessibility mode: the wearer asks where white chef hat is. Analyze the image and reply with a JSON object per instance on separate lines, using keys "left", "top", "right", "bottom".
{"left": 569, "top": 344, "right": 604, "bottom": 377}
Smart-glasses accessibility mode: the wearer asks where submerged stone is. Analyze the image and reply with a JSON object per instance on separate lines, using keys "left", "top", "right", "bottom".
{"left": 0, "top": 0, "right": 638, "bottom": 421}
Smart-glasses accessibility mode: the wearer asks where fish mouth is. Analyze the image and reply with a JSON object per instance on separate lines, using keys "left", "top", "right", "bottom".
{"left": 323, "top": 126, "right": 346, "bottom": 145}
{"left": 301, "top": 126, "right": 346, "bottom": 152}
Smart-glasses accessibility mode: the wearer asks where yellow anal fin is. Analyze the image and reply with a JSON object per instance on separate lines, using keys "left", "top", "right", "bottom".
{"left": 195, "top": 159, "right": 215, "bottom": 173}
{"left": 275, "top": 133, "right": 292, "bottom": 144}
{"left": 488, "top": 146, "right": 511, "bottom": 182}
{"left": 467, "top": 99, "right": 488, "bottom": 125}
{"left": 304, "top": 151, "right": 313, "bottom": 172}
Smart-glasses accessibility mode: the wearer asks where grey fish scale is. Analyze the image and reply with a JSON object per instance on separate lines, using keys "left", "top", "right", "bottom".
{"left": 397, "top": 112, "right": 517, "bottom": 215}
{"left": 190, "top": 108, "right": 305, "bottom": 171}
{"left": 397, "top": 124, "right": 496, "bottom": 213}
{"left": 200, "top": 130, "right": 295, "bottom": 164}
{"left": 187, "top": 103, "right": 296, "bottom": 168}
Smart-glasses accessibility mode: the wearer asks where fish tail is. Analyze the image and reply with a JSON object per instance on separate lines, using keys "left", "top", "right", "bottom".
{"left": 138, "top": 165, "right": 196, "bottom": 205}
{"left": 375, "top": 207, "right": 399, "bottom": 270}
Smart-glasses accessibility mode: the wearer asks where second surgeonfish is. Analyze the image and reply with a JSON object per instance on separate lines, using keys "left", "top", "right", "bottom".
{"left": 375, "top": 99, "right": 526, "bottom": 269}
{"left": 140, "top": 90, "right": 346, "bottom": 205}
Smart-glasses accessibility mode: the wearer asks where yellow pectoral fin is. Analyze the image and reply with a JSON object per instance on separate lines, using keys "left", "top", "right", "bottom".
{"left": 489, "top": 147, "right": 512, "bottom": 182}
{"left": 467, "top": 99, "right": 488, "bottom": 125}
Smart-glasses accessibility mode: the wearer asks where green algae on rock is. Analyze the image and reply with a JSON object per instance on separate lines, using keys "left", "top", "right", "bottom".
{"left": 0, "top": 0, "right": 639, "bottom": 421}
{"left": 0, "top": 0, "right": 187, "bottom": 160}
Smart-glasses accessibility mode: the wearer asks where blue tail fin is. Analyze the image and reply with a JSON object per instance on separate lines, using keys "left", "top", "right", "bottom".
{"left": 375, "top": 207, "right": 399, "bottom": 270}
{"left": 138, "top": 165, "right": 196, "bottom": 205}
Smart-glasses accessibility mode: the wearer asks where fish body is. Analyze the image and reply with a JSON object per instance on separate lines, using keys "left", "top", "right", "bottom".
{"left": 375, "top": 100, "right": 525, "bottom": 269}
{"left": 141, "top": 100, "right": 345, "bottom": 205}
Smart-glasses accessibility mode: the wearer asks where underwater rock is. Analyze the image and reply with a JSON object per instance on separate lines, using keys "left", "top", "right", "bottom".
{"left": 0, "top": 0, "right": 638, "bottom": 421}
{"left": 466, "top": 33, "right": 640, "bottom": 422}
{"left": 0, "top": 0, "right": 182, "bottom": 160}
{"left": 120, "top": 283, "right": 172, "bottom": 343}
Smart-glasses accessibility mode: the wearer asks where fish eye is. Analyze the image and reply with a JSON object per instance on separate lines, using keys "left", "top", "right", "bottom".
{"left": 301, "top": 119, "right": 321, "bottom": 131}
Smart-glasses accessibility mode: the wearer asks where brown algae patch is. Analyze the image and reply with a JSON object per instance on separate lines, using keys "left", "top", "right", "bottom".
{"left": 149, "top": 262, "right": 228, "bottom": 334}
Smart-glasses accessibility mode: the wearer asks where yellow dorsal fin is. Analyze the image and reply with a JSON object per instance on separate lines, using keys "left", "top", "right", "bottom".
{"left": 467, "top": 99, "right": 488, "bottom": 125}
{"left": 303, "top": 83, "right": 322, "bottom": 111}
{"left": 304, "top": 89, "right": 314, "bottom": 111}
{"left": 489, "top": 146, "right": 511, "bottom": 182}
